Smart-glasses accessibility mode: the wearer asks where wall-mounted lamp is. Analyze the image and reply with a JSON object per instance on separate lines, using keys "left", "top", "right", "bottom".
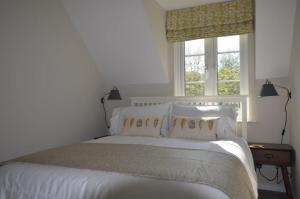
{"left": 259, "top": 80, "right": 292, "bottom": 144}
{"left": 101, "top": 87, "right": 122, "bottom": 128}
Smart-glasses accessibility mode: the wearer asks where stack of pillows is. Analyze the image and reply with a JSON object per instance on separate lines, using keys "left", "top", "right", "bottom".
{"left": 110, "top": 103, "right": 238, "bottom": 141}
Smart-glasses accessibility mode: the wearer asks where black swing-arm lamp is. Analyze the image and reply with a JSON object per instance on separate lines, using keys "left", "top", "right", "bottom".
{"left": 101, "top": 87, "right": 122, "bottom": 128}
{"left": 260, "top": 80, "right": 292, "bottom": 144}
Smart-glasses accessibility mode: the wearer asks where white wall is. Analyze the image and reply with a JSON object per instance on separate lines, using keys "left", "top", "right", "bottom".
{"left": 144, "top": 0, "right": 170, "bottom": 80}
{"left": 61, "top": 0, "right": 168, "bottom": 86}
{"left": 289, "top": 0, "right": 300, "bottom": 197}
{"left": 248, "top": 78, "right": 291, "bottom": 144}
{"left": 102, "top": 0, "right": 174, "bottom": 123}
{"left": 0, "top": 0, "right": 104, "bottom": 162}
{"left": 256, "top": 0, "right": 296, "bottom": 79}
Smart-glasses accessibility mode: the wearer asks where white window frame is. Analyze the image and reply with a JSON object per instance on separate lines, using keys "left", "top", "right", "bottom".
{"left": 174, "top": 34, "right": 255, "bottom": 121}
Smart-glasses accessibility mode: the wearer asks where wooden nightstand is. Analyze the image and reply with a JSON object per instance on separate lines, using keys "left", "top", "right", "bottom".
{"left": 249, "top": 143, "right": 294, "bottom": 199}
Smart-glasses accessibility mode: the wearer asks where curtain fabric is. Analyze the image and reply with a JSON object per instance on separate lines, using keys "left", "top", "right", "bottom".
{"left": 166, "top": 0, "right": 254, "bottom": 42}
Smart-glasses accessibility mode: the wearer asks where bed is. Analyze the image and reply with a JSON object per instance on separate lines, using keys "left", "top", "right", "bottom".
{"left": 0, "top": 96, "right": 257, "bottom": 199}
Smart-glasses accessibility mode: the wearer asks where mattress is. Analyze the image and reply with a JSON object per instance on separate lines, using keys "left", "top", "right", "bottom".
{"left": 0, "top": 136, "right": 257, "bottom": 199}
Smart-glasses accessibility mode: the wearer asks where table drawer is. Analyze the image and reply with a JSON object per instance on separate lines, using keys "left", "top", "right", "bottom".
{"left": 252, "top": 150, "right": 291, "bottom": 166}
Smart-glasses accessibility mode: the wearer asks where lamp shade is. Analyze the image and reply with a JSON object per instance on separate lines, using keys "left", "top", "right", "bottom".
{"left": 259, "top": 80, "right": 279, "bottom": 97}
{"left": 107, "top": 87, "right": 122, "bottom": 100}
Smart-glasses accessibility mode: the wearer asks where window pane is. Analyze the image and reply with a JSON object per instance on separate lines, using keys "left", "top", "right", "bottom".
{"left": 185, "top": 56, "right": 205, "bottom": 74}
{"left": 218, "top": 52, "right": 240, "bottom": 95}
{"left": 184, "top": 39, "right": 205, "bottom": 97}
{"left": 186, "top": 83, "right": 205, "bottom": 96}
{"left": 218, "top": 35, "right": 239, "bottom": 53}
{"left": 218, "top": 81, "right": 240, "bottom": 96}
{"left": 185, "top": 71, "right": 205, "bottom": 84}
{"left": 185, "top": 39, "right": 205, "bottom": 55}
{"left": 185, "top": 54, "right": 205, "bottom": 96}
{"left": 218, "top": 53, "right": 240, "bottom": 70}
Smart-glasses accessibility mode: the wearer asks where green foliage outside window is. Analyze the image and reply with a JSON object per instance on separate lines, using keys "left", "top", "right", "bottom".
{"left": 185, "top": 82, "right": 204, "bottom": 96}
{"left": 185, "top": 71, "right": 204, "bottom": 96}
{"left": 185, "top": 53, "right": 240, "bottom": 96}
{"left": 218, "top": 66, "right": 240, "bottom": 96}
{"left": 218, "top": 53, "right": 240, "bottom": 96}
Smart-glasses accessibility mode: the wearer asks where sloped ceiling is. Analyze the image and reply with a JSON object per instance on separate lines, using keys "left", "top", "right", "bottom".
{"left": 61, "top": 0, "right": 168, "bottom": 86}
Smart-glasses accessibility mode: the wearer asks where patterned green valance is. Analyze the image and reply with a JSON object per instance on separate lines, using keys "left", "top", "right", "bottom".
{"left": 166, "top": 0, "right": 254, "bottom": 42}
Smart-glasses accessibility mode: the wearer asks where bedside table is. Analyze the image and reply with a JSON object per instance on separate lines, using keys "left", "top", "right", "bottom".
{"left": 248, "top": 143, "right": 294, "bottom": 199}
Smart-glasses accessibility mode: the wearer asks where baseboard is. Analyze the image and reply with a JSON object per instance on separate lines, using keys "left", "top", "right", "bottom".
{"left": 258, "top": 183, "right": 285, "bottom": 192}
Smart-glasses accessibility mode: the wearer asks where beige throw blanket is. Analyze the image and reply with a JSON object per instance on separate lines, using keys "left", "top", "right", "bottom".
{"left": 8, "top": 143, "right": 256, "bottom": 199}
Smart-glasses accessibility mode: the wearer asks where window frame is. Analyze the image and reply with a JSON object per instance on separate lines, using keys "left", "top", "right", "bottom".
{"left": 174, "top": 34, "right": 255, "bottom": 121}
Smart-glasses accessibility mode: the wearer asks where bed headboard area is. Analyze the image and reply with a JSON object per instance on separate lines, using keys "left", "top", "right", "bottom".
{"left": 130, "top": 96, "right": 248, "bottom": 140}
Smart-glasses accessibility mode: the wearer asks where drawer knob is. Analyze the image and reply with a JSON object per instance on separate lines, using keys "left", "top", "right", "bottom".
{"left": 264, "top": 153, "right": 274, "bottom": 159}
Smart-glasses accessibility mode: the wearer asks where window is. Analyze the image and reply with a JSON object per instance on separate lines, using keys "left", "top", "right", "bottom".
{"left": 217, "top": 36, "right": 240, "bottom": 96}
{"left": 174, "top": 34, "right": 252, "bottom": 97}
{"left": 184, "top": 39, "right": 206, "bottom": 96}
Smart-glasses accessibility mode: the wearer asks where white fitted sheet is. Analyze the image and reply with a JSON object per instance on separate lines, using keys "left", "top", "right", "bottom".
{"left": 0, "top": 136, "right": 257, "bottom": 199}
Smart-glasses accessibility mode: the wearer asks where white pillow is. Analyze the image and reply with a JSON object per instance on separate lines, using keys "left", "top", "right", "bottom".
{"left": 216, "top": 116, "right": 237, "bottom": 140}
{"left": 110, "top": 103, "right": 171, "bottom": 136}
{"left": 172, "top": 104, "right": 238, "bottom": 121}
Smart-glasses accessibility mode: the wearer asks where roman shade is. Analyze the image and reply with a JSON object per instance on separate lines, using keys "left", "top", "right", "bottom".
{"left": 166, "top": 0, "right": 254, "bottom": 42}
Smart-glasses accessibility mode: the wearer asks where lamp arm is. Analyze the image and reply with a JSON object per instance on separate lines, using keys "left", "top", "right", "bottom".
{"left": 273, "top": 84, "right": 291, "bottom": 144}
{"left": 280, "top": 94, "right": 290, "bottom": 144}
{"left": 273, "top": 84, "right": 292, "bottom": 99}
{"left": 101, "top": 93, "right": 110, "bottom": 103}
{"left": 101, "top": 93, "right": 111, "bottom": 129}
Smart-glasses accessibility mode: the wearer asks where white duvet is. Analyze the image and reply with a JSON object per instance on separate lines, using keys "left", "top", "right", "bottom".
{"left": 0, "top": 136, "right": 257, "bottom": 199}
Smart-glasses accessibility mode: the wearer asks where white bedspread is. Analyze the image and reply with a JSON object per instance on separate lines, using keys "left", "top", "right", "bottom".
{"left": 0, "top": 136, "right": 257, "bottom": 199}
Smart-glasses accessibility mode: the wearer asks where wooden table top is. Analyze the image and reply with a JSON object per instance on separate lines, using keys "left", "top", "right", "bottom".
{"left": 248, "top": 142, "right": 293, "bottom": 151}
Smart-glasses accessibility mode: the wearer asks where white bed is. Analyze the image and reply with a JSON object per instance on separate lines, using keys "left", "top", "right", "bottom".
{"left": 0, "top": 96, "right": 257, "bottom": 199}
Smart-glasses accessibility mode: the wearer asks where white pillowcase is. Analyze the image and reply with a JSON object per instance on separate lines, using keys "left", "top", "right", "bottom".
{"left": 172, "top": 104, "right": 238, "bottom": 121}
{"left": 110, "top": 103, "right": 171, "bottom": 136}
{"left": 216, "top": 116, "right": 237, "bottom": 140}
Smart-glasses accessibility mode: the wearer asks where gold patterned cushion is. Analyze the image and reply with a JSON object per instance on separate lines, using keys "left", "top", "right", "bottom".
{"left": 170, "top": 115, "right": 219, "bottom": 141}
{"left": 121, "top": 117, "right": 163, "bottom": 137}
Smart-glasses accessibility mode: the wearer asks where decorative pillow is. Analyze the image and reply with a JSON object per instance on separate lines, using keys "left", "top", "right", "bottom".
{"left": 170, "top": 115, "right": 219, "bottom": 141}
{"left": 121, "top": 117, "right": 163, "bottom": 137}
{"left": 110, "top": 103, "right": 171, "bottom": 136}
